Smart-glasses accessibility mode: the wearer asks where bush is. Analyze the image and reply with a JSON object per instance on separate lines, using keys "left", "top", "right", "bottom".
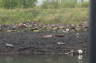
{"left": 1, "top": 0, "right": 37, "bottom": 9}
{"left": 2, "top": 0, "right": 18, "bottom": 9}
{"left": 76, "top": 2, "right": 89, "bottom": 8}
{"left": 41, "top": 1, "right": 60, "bottom": 9}
{"left": 41, "top": 1, "right": 89, "bottom": 8}
{"left": 61, "top": 2, "right": 76, "bottom": 8}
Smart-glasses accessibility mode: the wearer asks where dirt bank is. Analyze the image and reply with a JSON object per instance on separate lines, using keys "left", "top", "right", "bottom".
{"left": 0, "top": 32, "right": 88, "bottom": 55}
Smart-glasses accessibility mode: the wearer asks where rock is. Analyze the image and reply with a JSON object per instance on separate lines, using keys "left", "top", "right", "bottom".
{"left": 55, "top": 34, "right": 64, "bottom": 37}
{"left": 0, "top": 22, "right": 89, "bottom": 32}
{"left": 33, "top": 30, "right": 40, "bottom": 32}
{"left": 16, "top": 23, "right": 27, "bottom": 29}
{"left": 63, "top": 28, "right": 70, "bottom": 33}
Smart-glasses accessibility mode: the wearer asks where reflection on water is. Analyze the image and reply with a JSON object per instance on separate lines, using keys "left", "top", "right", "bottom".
{"left": 0, "top": 55, "right": 87, "bottom": 63}
{"left": 77, "top": 55, "right": 83, "bottom": 63}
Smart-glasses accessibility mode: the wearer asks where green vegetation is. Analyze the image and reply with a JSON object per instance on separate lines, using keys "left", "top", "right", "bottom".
{"left": 0, "top": 0, "right": 89, "bottom": 9}
{"left": 0, "top": 8, "right": 88, "bottom": 24}
{"left": 0, "top": 0, "right": 89, "bottom": 24}
{"left": 41, "top": 1, "right": 89, "bottom": 8}
{"left": 0, "top": 0, "right": 37, "bottom": 8}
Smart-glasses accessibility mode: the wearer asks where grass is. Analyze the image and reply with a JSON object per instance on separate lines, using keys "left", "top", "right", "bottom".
{"left": 0, "top": 8, "right": 88, "bottom": 24}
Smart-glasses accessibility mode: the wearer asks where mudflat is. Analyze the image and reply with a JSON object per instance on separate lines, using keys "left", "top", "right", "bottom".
{"left": 0, "top": 32, "right": 88, "bottom": 55}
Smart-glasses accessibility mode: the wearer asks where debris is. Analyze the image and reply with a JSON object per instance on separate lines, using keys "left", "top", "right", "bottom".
{"left": 57, "top": 41, "right": 65, "bottom": 45}
{"left": 5, "top": 43, "right": 14, "bottom": 47}
{"left": 77, "top": 49, "right": 83, "bottom": 55}
{"left": 43, "top": 34, "right": 53, "bottom": 38}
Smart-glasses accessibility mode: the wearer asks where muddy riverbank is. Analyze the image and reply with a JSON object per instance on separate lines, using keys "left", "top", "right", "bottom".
{"left": 0, "top": 31, "right": 88, "bottom": 55}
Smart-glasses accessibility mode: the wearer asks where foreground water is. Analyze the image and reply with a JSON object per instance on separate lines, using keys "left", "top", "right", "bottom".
{"left": 0, "top": 55, "right": 87, "bottom": 63}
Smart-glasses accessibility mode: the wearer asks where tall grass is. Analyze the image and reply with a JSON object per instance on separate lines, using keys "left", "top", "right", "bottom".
{"left": 0, "top": 0, "right": 88, "bottom": 24}
{"left": 0, "top": 0, "right": 89, "bottom": 9}
{"left": 41, "top": 1, "right": 89, "bottom": 8}
{"left": 0, "top": 8, "right": 88, "bottom": 24}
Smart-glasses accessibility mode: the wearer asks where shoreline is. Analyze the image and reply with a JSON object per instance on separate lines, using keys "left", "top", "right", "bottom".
{"left": 0, "top": 21, "right": 88, "bottom": 32}
{"left": 0, "top": 32, "right": 88, "bottom": 55}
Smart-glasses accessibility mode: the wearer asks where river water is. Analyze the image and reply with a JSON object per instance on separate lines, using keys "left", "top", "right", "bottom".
{"left": 0, "top": 55, "right": 87, "bottom": 63}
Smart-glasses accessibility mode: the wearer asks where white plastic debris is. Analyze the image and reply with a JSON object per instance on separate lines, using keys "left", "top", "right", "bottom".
{"left": 43, "top": 34, "right": 53, "bottom": 38}
{"left": 5, "top": 43, "right": 14, "bottom": 47}
{"left": 57, "top": 41, "right": 65, "bottom": 45}
{"left": 77, "top": 49, "right": 83, "bottom": 54}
